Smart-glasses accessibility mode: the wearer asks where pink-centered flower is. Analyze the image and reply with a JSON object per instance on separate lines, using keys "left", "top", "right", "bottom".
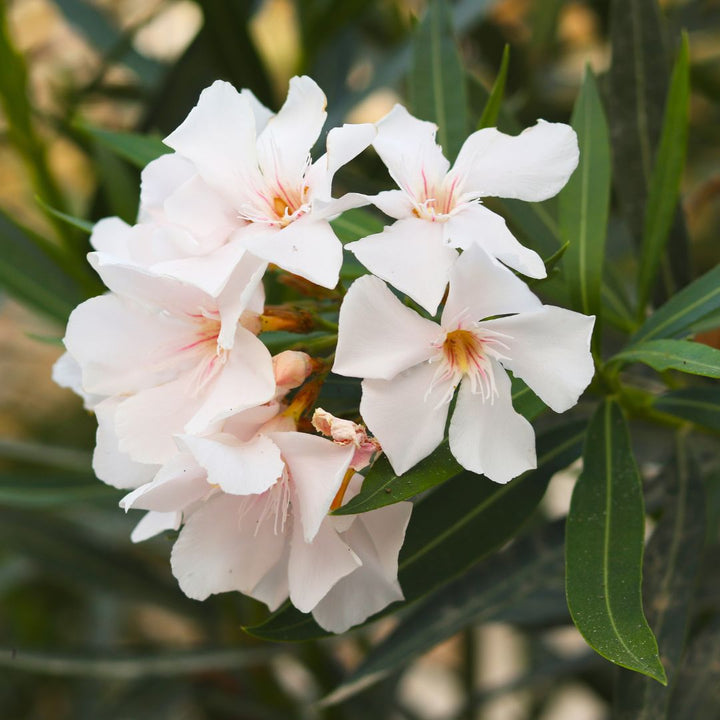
{"left": 333, "top": 246, "right": 595, "bottom": 484}
{"left": 120, "top": 404, "right": 411, "bottom": 633}
{"left": 347, "top": 105, "right": 579, "bottom": 314}
{"left": 61, "top": 264, "right": 275, "bottom": 468}
{"left": 154, "top": 76, "right": 375, "bottom": 290}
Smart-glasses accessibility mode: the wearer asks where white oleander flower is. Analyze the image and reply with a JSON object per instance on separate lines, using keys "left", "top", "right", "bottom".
{"left": 333, "top": 246, "right": 595, "bottom": 484}
{"left": 347, "top": 104, "right": 579, "bottom": 314}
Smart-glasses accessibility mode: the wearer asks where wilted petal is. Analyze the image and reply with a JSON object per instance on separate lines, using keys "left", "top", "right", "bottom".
{"left": 451, "top": 121, "right": 579, "bottom": 202}
{"left": 449, "top": 367, "right": 536, "bottom": 483}
{"left": 287, "top": 517, "right": 360, "bottom": 613}
{"left": 444, "top": 204, "right": 546, "bottom": 279}
{"left": 442, "top": 244, "right": 541, "bottom": 326}
{"left": 347, "top": 218, "right": 457, "bottom": 315}
{"left": 483, "top": 306, "right": 595, "bottom": 413}
{"left": 333, "top": 275, "right": 440, "bottom": 380}
{"left": 361, "top": 361, "right": 451, "bottom": 476}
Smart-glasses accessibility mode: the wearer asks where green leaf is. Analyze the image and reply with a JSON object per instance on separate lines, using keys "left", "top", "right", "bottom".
{"left": 611, "top": 339, "right": 720, "bottom": 378}
{"left": 0, "top": 208, "right": 86, "bottom": 322}
{"left": 653, "top": 388, "right": 720, "bottom": 431}
{"left": 477, "top": 44, "right": 510, "bottom": 130}
{"left": 637, "top": 33, "right": 691, "bottom": 311}
{"left": 334, "top": 380, "right": 545, "bottom": 515}
{"left": 246, "top": 421, "right": 585, "bottom": 641}
{"left": 614, "top": 436, "right": 705, "bottom": 719}
{"left": 35, "top": 197, "right": 93, "bottom": 234}
{"left": 559, "top": 65, "right": 611, "bottom": 318}
{"left": 490, "top": 196, "right": 561, "bottom": 259}
{"left": 0, "top": 438, "right": 91, "bottom": 473}
{"left": 0, "top": 646, "right": 282, "bottom": 678}
{"left": 632, "top": 264, "right": 720, "bottom": 343}
{"left": 331, "top": 209, "right": 385, "bottom": 244}
{"left": 80, "top": 124, "right": 170, "bottom": 169}
{"left": 410, "top": 0, "right": 468, "bottom": 161}
{"left": 323, "top": 520, "right": 568, "bottom": 704}
{"left": 566, "top": 400, "right": 666, "bottom": 684}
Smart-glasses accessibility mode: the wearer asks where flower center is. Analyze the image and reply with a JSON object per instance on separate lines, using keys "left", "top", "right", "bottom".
{"left": 427, "top": 320, "right": 512, "bottom": 406}
{"left": 238, "top": 469, "right": 292, "bottom": 536}
{"left": 409, "top": 174, "right": 461, "bottom": 222}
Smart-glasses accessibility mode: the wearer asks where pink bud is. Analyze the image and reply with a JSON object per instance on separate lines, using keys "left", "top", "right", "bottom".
{"left": 273, "top": 351, "right": 313, "bottom": 394}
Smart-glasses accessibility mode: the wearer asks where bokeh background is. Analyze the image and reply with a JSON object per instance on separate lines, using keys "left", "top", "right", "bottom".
{"left": 1, "top": 0, "right": 719, "bottom": 718}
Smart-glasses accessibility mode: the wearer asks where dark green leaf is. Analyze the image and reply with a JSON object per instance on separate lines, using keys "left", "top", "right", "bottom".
{"left": 323, "top": 520, "right": 568, "bottom": 704}
{"left": 566, "top": 400, "right": 666, "bottom": 684}
{"left": 331, "top": 209, "right": 385, "bottom": 244}
{"left": 653, "top": 388, "right": 720, "bottom": 431}
{"left": 611, "top": 339, "right": 720, "bottom": 378}
{"left": 246, "top": 421, "right": 585, "bottom": 641}
{"left": 560, "top": 65, "right": 611, "bottom": 318}
{"left": 490, "top": 196, "right": 561, "bottom": 259}
{"left": 334, "top": 380, "right": 546, "bottom": 515}
{"left": 637, "top": 33, "right": 691, "bottom": 311}
{"left": 632, "top": 265, "right": 720, "bottom": 342}
{"left": 80, "top": 124, "right": 170, "bottom": 169}
{"left": 0, "top": 646, "right": 282, "bottom": 678}
{"left": 0, "top": 438, "right": 91, "bottom": 473}
{"left": 614, "top": 436, "right": 705, "bottom": 719}
{"left": 477, "top": 44, "right": 510, "bottom": 130}
{"left": 0, "top": 209, "right": 86, "bottom": 322}
{"left": 0, "top": 472, "right": 113, "bottom": 508}
{"left": 410, "top": 0, "right": 468, "bottom": 161}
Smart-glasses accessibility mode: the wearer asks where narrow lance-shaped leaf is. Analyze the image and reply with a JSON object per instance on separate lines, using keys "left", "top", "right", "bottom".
{"left": 637, "top": 33, "right": 691, "bottom": 312}
{"left": 560, "top": 65, "right": 611, "bottom": 319}
{"left": 79, "top": 123, "right": 171, "bottom": 168}
{"left": 477, "top": 44, "right": 510, "bottom": 130}
{"left": 611, "top": 339, "right": 720, "bottom": 379}
{"left": 246, "top": 421, "right": 585, "bottom": 642}
{"left": 653, "top": 388, "right": 720, "bottom": 432}
{"left": 566, "top": 399, "right": 666, "bottom": 684}
{"left": 614, "top": 436, "right": 705, "bottom": 719}
{"left": 410, "top": 0, "right": 468, "bottom": 161}
{"left": 632, "top": 264, "right": 720, "bottom": 343}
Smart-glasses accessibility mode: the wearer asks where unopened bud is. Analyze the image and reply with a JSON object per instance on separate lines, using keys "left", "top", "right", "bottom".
{"left": 273, "top": 351, "right": 313, "bottom": 393}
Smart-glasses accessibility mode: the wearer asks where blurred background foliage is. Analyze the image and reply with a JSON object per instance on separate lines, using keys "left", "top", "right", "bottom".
{"left": 1, "top": 0, "right": 720, "bottom": 718}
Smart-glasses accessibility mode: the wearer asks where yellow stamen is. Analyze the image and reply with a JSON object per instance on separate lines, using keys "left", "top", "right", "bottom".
{"left": 330, "top": 467, "right": 355, "bottom": 511}
{"left": 272, "top": 196, "right": 291, "bottom": 218}
{"left": 443, "top": 329, "right": 483, "bottom": 373}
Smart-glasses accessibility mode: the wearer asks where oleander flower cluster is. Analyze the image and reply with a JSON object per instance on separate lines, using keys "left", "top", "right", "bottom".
{"left": 54, "top": 75, "right": 595, "bottom": 632}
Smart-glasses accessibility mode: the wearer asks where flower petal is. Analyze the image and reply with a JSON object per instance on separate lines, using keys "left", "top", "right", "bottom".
{"left": 164, "top": 80, "right": 259, "bottom": 208}
{"left": 373, "top": 104, "right": 449, "bottom": 194}
{"left": 52, "top": 352, "right": 102, "bottom": 410}
{"left": 288, "top": 517, "right": 360, "bottom": 613}
{"left": 444, "top": 204, "right": 546, "bottom": 279}
{"left": 361, "top": 361, "right": 451, "bottom": 476}
{"left": 451, "top": 121, "right": 579, "bottom": 202}
{"left": 246, "top": 543, "right": 289, "bottom": 611}
{"left": 139, "top": 153, "right": 196, "bottom": 220}
{"left": 256, "top": 75, "right": 327, "bottom": 184}
{"left": 131, "top": 511, "right": 181, "bottom": 543}
{"left": 347, "top": 218, "right": 457, "bottom": 315}
{"left": 371, "top": 189, "right": 415, "bottom": 220}
{"left": 333, "top": 275, "right": 441, "bottom": 380}
{"left": 237, "top": 217, "right": 342, "bottom": 289}
{"left": 184, "top": 327, "right": 275, "bottom": 434}
{"left": 483, "top": 306, "right": 595, "bottom": 412}
{"left": 269, "top": 432, "right": 354, "bottom": 542}
{"left": 170, "top": 493, "right": 287, "bottom": 600}
{"left": 93, "top": 398, "right": 160, "bottom": 489}
{"left": 179, "top": 433, "right": 284, "bottom": 496}
{"left": 119, "top": 452, "right": 209, "bottom": 512}
{"left": 312, "top": 502, "right": 411, "bottom": 633}
{"left": 449, "top": 368, "right": 536, "bottom": 483}
{"left": 442, "top": 244, "right": 541, "bottom": 326}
